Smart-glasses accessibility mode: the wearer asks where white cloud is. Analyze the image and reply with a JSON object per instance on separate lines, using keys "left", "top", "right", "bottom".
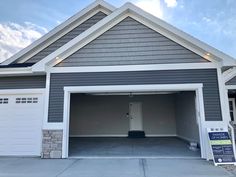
{"left": 164, "top": 0, "right": 177, "bottom": 8}
{"left": 202, "top": 17, "right": 211, "bottom": 23}
{"left": 135, "top": 0, "right": 163, "bottom": 19}
{"left": 0, "top": 22, "right": 47, "bottom": 63}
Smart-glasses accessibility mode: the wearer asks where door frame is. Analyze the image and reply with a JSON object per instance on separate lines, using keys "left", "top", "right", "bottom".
{"left": 62, "top": 83, "right": 206, "bottom": 158}
{"left": 226, "top": 85, "right": 236, "bottom": 124}
{"left": 229, "top": 98, "right": 236, "bottom": 124}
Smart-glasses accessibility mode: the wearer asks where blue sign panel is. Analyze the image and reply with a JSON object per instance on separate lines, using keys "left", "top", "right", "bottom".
{"left": 208, "top": 131, "right": 235, "bottom": 164}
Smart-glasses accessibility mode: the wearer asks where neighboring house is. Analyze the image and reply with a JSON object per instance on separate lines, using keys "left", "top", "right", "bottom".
{"left": 0, "top": 0, "right": 236, "bottom": 160}
{"left": 224, "top": 68, "right": 236, "bottom": 127}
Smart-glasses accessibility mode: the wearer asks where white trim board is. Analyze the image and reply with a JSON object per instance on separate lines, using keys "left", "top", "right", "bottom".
{"left": 50, "top": 63, "right": 217, "bottom": 73}
{"left": 32, "top": 2, "right": 236, "bottom": 72}
{"left": 226, "top": 85, "right": 236, "bottom": 90}
{"left": 0, "top": 67, "right": 32, "bottom": 75}
{"left": 0, "top": 61, "right": 217, "bottom": 76}
{"left": 63, "top": 84, "right": 203, "bottom": 93}
{"left": 61, "top": 83, "right": 207, "bottom": 159}
{"left": 1, "top": 0, "right": 115, "bottom": 65}
{"left": 217, "top": 68, "right": 231, "bottom": 124}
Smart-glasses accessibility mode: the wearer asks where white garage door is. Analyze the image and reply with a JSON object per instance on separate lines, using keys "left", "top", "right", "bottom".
{"left": 0, "top": 93, "right": 44, "bottom": 156}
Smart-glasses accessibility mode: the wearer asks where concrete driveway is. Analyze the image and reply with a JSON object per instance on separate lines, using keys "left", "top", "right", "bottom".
{"left": 0, "top": 158, "right": 234, "bottom": 177}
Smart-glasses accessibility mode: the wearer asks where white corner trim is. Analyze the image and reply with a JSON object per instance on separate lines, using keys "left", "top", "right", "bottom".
{"left": 61, "top": 83, "right": 205, "bottom": 158}
{"left": 195, "top": 86, "right": 206, "bottom": 158}
{"left": 1, "top": 0, "right": 115, "bottom": 65}
{"left": 42, "top": 72, "right": 51, "bottom": 129}
{"left": 217, "top": 68, "right": 231, "bottom": 123}
{"left": 49, "top": 63, "right": 217, "bottom": 73}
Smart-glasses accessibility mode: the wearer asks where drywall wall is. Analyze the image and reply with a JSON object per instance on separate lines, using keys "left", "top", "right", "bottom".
{"left": 69, "top": 94, "right": 176, "bottom": 136}
{"left": 175, "top": 92, "right": 200, "bottom": 143}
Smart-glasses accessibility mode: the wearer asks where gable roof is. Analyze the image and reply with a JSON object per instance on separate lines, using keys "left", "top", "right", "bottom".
{"left": 56, "top": 17, "right": 210, "bottom": 67}
{"left": 1, "top": 0, "right": 115, "bottom": 66}
{"left": 32, "top": 2, "right": 236, "bottom": 72}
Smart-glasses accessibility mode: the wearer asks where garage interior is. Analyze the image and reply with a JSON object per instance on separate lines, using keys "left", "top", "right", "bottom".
{"left": 68, "top": 91, "right": 201, "bottom": 158}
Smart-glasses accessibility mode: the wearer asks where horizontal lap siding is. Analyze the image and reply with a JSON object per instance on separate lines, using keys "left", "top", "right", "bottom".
{"left": 48, "top": 69, "right": 221, "bottom": 122}
{"left": 226, "top": 76, "right": 236, "bottom": 85}
{"left": 21, "top": 12, "right": 107, "bottom": 64}
{"left": 56, "top": 17, "right": 208, "bottom": 67}
{"left": 0, "top": 76, "right": 46, "bottom": 89}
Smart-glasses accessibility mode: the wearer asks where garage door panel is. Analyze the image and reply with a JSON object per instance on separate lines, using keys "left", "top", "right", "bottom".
{"left": 0, "top": 93, "right": 44, "bottom": 156}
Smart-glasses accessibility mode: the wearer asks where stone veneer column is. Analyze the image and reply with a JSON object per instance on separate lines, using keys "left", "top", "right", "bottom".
{"left": 41, "top": 130, "right": 63, "bottom": 158}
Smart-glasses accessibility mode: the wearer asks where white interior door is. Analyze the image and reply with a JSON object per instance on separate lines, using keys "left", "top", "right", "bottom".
{"left": 129, "top": 102, "right": 143, "bottom": 131}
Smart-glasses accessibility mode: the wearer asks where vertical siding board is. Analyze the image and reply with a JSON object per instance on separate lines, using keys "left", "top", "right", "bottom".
{"left": 20, "top": 12, "right": 107, "bottom": 64}
{"left": 56, "top": 17, "right": 209, "bottom": 67}
{"left": 48, "top": 69, "right": 222, "bottom": 122}
{"left": 0, "top": 76, "right": 46, "bottom": 89}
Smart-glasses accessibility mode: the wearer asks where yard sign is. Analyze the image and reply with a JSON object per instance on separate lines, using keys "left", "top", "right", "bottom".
{"left": 208, "top": 128, "right": 236, "bottom": 166}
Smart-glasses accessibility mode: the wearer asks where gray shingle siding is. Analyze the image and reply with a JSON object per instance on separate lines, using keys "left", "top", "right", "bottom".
{"left": 226, "top": 76, "right": 236, "bottom": 85}
{"left": 0, "top": 76, "right": 46, "bottom": 89}
{"left": 19, "top": 12, "right": 107, "bottom": 64}
{"left": 48, "top": 69, "right": 221, "bottom": 122}
{"left": 56, "top": 17, "right": 209, "bottom": 67}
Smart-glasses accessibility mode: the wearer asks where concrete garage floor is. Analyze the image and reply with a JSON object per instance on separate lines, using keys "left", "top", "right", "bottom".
{"left": 0, "top": 158, "right": 234, "bottom": 177}
{"left": 69, "top": 137, "right": 200, "bottom": 158}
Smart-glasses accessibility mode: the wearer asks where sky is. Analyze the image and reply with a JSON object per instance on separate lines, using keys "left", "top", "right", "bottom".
{"left": 0, "top": 0, "right": 236, "bottom": 63}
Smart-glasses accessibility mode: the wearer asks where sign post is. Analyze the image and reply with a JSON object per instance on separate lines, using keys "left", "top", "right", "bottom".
{"left": 208, "top": 128, "right": 236, "bottom": 166}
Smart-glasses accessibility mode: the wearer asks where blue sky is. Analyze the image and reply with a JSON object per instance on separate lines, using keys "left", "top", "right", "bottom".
{"left": 0, "top": 0, "right": 235, "bottom": 62}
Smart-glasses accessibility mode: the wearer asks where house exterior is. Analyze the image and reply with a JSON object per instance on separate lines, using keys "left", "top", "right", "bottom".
{"left": 224, "top": 68, "right": 236, "bottom": 126}
{"left": 0, "top": 0, "right": 236, "bottom": 159}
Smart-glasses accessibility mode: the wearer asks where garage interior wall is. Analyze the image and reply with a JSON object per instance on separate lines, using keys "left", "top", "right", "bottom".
{"left": 69, "top": 92, "right": 199, "bottom": 143}
{"left": 175, "top": 92, "right": 199, "bottom": 142}
{"left": 70, "top": 94, "right": 176, "bottom": 136}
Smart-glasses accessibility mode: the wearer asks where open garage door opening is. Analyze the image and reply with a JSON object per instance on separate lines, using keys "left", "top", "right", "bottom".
{"left": 68, "top": 91, "right": 201, "bottom": 158}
